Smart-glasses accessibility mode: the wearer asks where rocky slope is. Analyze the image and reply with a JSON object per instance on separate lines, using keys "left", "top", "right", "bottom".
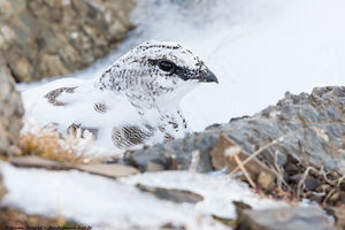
{"left": 0, "top": 0, "right": 134, "bottom": 82}
{"left": 123, "top": 86, "right": 345, "bottom": 173}
{"left": 0, "top": 53, "right": 24, "bottom": 155}
{"left": 121, "top": 86, "right": 345, "bottom": 206}
{"left": 236, "top": 206, "right": 335, "bottom": 230}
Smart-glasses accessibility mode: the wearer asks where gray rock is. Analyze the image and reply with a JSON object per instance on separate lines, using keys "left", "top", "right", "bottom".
{"left": 121, "top": 133, "right": 219, "bottom": 172}
{"left": 0, "top": 0, "right": 135, "bottom": 82}
{"left": 224, "top": 87, "right": 345, "bottom": 173}
{"left": 236, "top": 206, "right": 335, "bottom": 230}
{"left": 123, "top": 86, "right": 345, "bottom": 174}
{"left": 10, "top": 156, "right": 139, "bottom": 179}
{"left": 0, "top": 54, "right": 24, "bottom": 155}
{"left": 136, "top": 184, "right": 204, "bottom": 204}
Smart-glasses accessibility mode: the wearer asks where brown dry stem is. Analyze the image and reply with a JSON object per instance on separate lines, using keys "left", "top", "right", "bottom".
{"left": 19, "top": 124, "right": 95, "bottom": 164}
{"left": 232, "top": 154, "right": 256, "bottom": 188}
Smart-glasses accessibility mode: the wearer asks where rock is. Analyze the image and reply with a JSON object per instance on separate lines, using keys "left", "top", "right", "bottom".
{"left": 211, "top": 215, "right": 235, "bottom": 228}
{"left": 210, "top": 134, "right": 276, "bottom": 190}
{"left": 0, "top": 0, "right": 135, "bottom": 82}
{"left": 304, "top": 176, "right": 321, "bottom": 191}
{"left": 136, "top": 184, "right": 204, "bottom": 204}
{"left": 76, "top": 163, "right": 139, "bottom": 179}
{"left": 120, "top": 86, "right": 345, "bottom": 205}
{"left": 233, "top": 201, "right": 253, "bottom": 213}
{"left": 10, "top": 156, "right": 71, "bottom": 170}
{"left": 121, "top": 133, "right": 218, "bottom": 172}
{"left": 257, "top": 171, "right": 276, "bottom": 190}
{"left": 10, "top": 156, "right": 139, "bottom": 179}
{"left": 0, "top": 56, "right": 24, "bottom": 155}
{"left": 0, "top": 206, "right": 82, "bottom": 230}
{"left": 123, "top": 86, "right": 345, "bottom": 176}
{"left": 326, "top": 205, "right": 345, "bottom": 229}
{"left": 235, "top": 206, "right": 335, "bottom": 230}
{"left": 160, "top": 223, "right": 186, "bottom": 230}
{"left": 217, "top": 87, "right": 345, "bottom": 174}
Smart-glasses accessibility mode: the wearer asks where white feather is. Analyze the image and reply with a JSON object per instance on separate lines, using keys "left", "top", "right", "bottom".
{"left": 22, "top": 40, "right": 215, "bottom": 155}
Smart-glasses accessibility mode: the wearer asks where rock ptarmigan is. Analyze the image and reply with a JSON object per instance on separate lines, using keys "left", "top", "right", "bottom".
{"left": 23, "top": 40, "right": 218, "bottom": 154}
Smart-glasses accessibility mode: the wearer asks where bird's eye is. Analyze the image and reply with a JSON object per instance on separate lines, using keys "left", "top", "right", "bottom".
{"left": 158, "top": 60, "right": 176, "bottom": 73}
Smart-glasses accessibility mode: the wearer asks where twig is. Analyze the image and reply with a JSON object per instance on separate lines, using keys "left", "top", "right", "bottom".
{"left": 337, "top": 175, "right": 345, "bottom": 187}
{"left": 297, "top": 166, "right": 318, "bottom": 198}
{"left": 320, "top": 168, "right": 338, "bottom": 186}
{"left": 323, "top": 188, "right": 337, "bottom": 205}
{"left": 228, "top": 131, "right": 297, "bottom": 177}
{"left": 274, "top": 151, "right": 289, "bottom": 190}
{"left": 233, "top": 154, "right": 256, "bottom": 188}
{"left": 189, "top": 150, "right": 200, "bottom": 172}
{"left": 228, "top": 119, "right": 336, "bottom": 177}
{"left": 226, "top": 119, "right": 345, "bottom": 177}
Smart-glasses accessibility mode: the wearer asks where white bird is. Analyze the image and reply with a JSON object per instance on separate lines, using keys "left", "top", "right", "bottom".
{"left": 22, "top": 40, "right": 218, "bottom": 154}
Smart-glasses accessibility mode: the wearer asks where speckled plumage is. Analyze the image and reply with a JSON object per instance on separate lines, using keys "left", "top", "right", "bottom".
{"left": 24, "top": 40, "right": 218, "bottom": 154}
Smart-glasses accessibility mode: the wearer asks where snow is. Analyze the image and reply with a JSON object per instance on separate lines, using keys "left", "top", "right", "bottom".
{"left": 0, "top": 162, "right": 290, "bottom": 229}
{"left": 8, "top": 1, "right": 345, "bottom": 228}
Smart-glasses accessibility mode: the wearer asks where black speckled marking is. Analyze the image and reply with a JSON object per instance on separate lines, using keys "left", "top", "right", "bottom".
{"left": 112, "top": 125, "right": 154, "bottom": 148}
{"left": 94, "top": 103, "right": 107, "bottom": 113}
{"left": 44, "top": 87, "right": 78, "bottom": 106}
{"left": 67, "top": 123, "right": 99, "bottom": 139}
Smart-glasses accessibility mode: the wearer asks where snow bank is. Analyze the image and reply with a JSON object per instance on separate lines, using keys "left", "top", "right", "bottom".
{"left": 1, "top": 163, "right": 288, "bottom": 229}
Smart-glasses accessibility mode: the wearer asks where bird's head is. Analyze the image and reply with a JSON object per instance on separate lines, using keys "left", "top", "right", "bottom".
{"left": 97, "top": 40, "right": 218, "bottom": 108}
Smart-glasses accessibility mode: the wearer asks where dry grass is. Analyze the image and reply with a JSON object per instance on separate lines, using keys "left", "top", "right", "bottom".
{"left": 19, "top": 124, "right": 92, "bottom": 164}
{"left": 223, "top": 118, "right": 345, "bottom": 206}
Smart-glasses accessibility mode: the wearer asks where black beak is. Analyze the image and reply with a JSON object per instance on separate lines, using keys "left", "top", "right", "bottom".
{"left": 199, "top": 69, "right": 219, "bottom": 84}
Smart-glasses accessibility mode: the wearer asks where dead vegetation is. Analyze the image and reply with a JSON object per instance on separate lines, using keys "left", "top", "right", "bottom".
{"left": 212, "top": 123, "right": 345, "bottom": 229}
{"left": 18, "top": 124, "right": 96, "bottom": 164}
{"left": 0, "top": 207, "right": 88, "bottom": 230}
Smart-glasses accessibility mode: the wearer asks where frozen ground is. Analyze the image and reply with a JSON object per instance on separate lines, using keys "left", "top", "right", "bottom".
{"left": 19, "top": 0, "right": 345, "bottom": 131}
{"left": 1, "top": 163, "right": 293, "bottom": 229}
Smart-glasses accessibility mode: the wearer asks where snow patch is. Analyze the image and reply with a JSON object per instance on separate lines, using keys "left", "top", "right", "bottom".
{"left": 1, "top": 163, "right": 289, "bottom": 229}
